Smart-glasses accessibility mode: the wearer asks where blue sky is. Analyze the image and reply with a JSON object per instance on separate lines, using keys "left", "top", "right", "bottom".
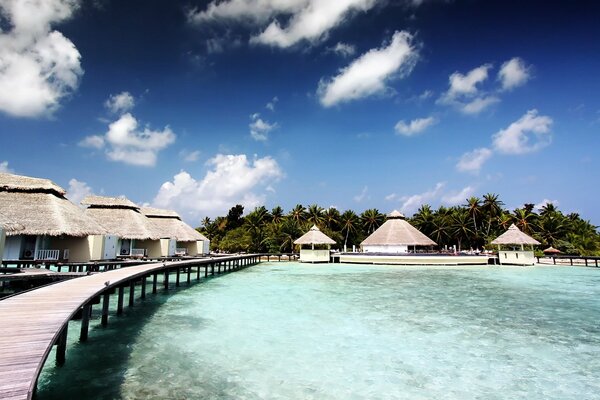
{"left": 1, "top": 0, "right": 599, "bottom": 226}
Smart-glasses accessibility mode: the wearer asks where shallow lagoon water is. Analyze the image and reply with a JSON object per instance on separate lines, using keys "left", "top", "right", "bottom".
{"left": 37, "top": 263, "right": 600, "bottom": 399}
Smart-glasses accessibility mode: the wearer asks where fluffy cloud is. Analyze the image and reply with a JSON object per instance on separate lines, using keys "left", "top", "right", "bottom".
{"left": 394, "top": 116, "right": 436, "bottom": 136}
{"left": 265, "top": 96, "right": 278, "bottom": 111}
{"left": 153, "top": 154, "right": 283, "bottom": 218}
{"left": 0, "top": 0, "right": 83, "bottom": 117}
{"left": 438, "top": 64, "right": 498, "bottom": 114}
{"left": 534, "top": 198, "right": 559, "bottom": 212}
{"left": 318, "top": 31, "right": 417, "bottom": 107}
{"left": 399, "top": 182, "right": 445, "bottom": 215}
{"left": 189, "top": 0, "right": 377, "bottom": 49}
{"left": 250, "top": 113, "right": 277, "bottom": 141}
{"left": 498, "top": 57, "right": 531, "bottom": 91}
{"left": 66, "top": 178, "right": 93, "bottom": 205}
{"left": 0, "top": 161, "right": 13, "bottom": 173}
{"left": 442, "top": 186, "right": 475, "bottom": 206}
{"left": 492, "top": 109, "right": 553, "bottom": 154}
{"left": 104, "top": 91, "right": 135, "bottom": 114}
{"left": 456, "top": 147, "right": 493, "bottom": 173}
{"left": 353, "top": 186, "right": 369, "bottom": 203}
{"left": 330, "top": 42, "right": 356, "bottom": 57}
{"left": 80, "top": 113, "right": 176, "bottom": 167}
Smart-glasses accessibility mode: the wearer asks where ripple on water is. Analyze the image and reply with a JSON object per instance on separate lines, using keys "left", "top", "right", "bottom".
{"left": 37, "top": 263, "right": 600, "bottom": 399}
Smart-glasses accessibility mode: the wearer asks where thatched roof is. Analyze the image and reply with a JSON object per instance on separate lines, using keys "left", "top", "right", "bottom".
{"left": 0, "top": 172, "right": 65, "bottom": 195}
{"left": 0, "top": 212, "right": 24, "bottom": 232}
{"left": 140, "top": 207, "right": 208, "bottom": 242}
{"left": 491, "top": 224, "right": 540, "bottom": 246}
{"left": 81, "top": 195, "right": 138, "bottom": 209}
{"left": 82, "top": 195, "right": 157, "bottom": 240}
{"left": 0, "top": 191, "right": 106, "bottom": 237}
{"left": 361, "top": 210, "right": 436, "bottom": 247}
{"left": 294, "top": 225, "right": 336, "bottom": 245}
{"left": 543, "top": 246, "right": 561, "bottom": 254}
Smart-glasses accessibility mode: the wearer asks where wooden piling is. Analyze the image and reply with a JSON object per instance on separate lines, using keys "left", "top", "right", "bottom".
{"left": 101, "top": 292, "right": 110, "bottom": 326}
{"left": 152, "top": 273, "right": 158, "bottom": 294}
{"left": 128, "top": 281, "right": 135, "bottom": 307}
{"left": 56, "top": 324, "right": 68, "bottom": 366}
{"left": 176, "top": 268, "right": 180, "bottom": 287}
{"left": 141, "top": 276, "right": 146, "bottom": 299}
{"left": 164, "top": 270, "right": 169, "bottom": 290}
{"left": 80, "top": 304, "right": 91, "bottom": 342}
{"left": 187, "top": 267, "right": 191, "bottom": 284}
{"left": 117, "top": 286, "right": 124, "bottom": 315}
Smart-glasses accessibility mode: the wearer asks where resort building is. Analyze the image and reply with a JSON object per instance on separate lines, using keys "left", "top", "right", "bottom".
{"left": 0, "top": 173, "right": 106, "bottom": 262}
{"left": 81, "top": 195, "right": 159, "bottom": 258}
{"left": 361, "top": 210, "right": 436, "bottom": 253}
{"left": 294, "top": 225, "right": 336, "bottom": 263}
{"left": 141, "top": 207, "right": 210, "bottom": 256}
{"left": 0, "top": 212, "right": 23, "bottom": 264}
{"left": 491, "top": 224, "right": 540, "bottom": 266}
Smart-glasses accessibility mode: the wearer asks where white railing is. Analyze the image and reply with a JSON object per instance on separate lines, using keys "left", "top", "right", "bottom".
{"left": 131, "top": 248, "right": 146, "bottom": 257}
{"left": 35, "top": 249, "right": 60, "bottom": 260}
{"left": 175, "top": 248, "right": 187, "bottom": 255}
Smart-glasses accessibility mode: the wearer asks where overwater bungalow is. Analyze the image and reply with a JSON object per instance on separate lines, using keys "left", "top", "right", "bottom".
{"left": 294, "top": 225, "right": 336, "bottom": 263}
{"left": 81, "top": 195, "right": 160, "bottom": 258}
{"left": 0, "top": 212, "right": 23, "bottom": 263}
{"left": 491, "top": 224, "right": 540, "bottom": 266}
{"left": 361, "top": 210, "right": 436, "bottom": 253}
{"left": 0, "top": 172, "right": 106, "bottom": 262}
{"left": 141, "top": 207, "right": 210, "bottom": 256}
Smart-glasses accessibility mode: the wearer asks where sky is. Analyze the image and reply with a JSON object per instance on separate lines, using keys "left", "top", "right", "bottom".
{"left": 0, "top": 0, "right": 599, "bottom": 226}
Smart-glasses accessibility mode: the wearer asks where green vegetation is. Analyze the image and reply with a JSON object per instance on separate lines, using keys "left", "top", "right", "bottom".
{"left": 197, "top": 195, "right": 600, "bottom": 256}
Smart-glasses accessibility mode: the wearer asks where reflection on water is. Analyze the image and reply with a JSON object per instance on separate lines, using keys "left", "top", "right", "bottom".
{"left": 37, "top": 264, "right": 600, "bottom": 399}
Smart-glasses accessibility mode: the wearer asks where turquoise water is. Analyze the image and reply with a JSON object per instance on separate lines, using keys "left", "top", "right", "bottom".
{"left": 37, "top": 263, "right": 600, "bottom": 399}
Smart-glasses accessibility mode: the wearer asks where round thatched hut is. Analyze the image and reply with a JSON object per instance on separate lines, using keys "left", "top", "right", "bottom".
{"left": 491, "top": 224, "right": 540, "bottom": 266}
{"left": 361, "top": 210, "right": 436, "bottom": 254}
{"left": 294, "top": 225, "right": 336, "bottom": 263}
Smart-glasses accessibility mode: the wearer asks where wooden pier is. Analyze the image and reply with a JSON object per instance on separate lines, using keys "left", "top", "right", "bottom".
{"left": 0, "top": 254, "right": 260, "bottom": 400}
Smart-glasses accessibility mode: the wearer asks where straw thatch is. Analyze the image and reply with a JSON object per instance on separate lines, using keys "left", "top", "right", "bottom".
{"left": 361, "top": 210, "right": 436, "bottom": 247}
{"left": 0, "top": 172, "right": 65, "bottom": 195}
{"left": 0, "top": 191, "right": 106, "bottom": 237}
{"left": 543, "top": 246, "right": 561, "bottom": 254}
{"left": 140, "top": 207, "right": 208, "bottom": 242}
{"left": 491, "top": 224, "right": 540, "bottom": 246}
{"left": 82, "top": 195, "right": 158, "bottom": 240}
{"left": 294, "top": 225, "right": 336, "bottom": 245}
{"left": 0, "top": 211, "right": 24, "bottom": 232}
{"left": 81, "top": 195, "right": 138, "bottom": 209}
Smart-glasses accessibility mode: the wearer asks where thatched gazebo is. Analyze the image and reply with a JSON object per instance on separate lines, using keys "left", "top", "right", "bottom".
{"left": 141, "top": 207, "right": 210, "bottom": 256}
{"left": 294, "top": 225, "right": 336, "bottom": 263}
{"left": 0, "top": 172, "right": 106, "bottom": 262}
{"left": 82, "top": 195, "right": 160, "bottom": 258}
{"left": 361, "top": 210, "right": 436, "bottom": 253}
{"left": 543, "top": 246, "right": 561, "bottom": 255}
{"left": 491, "top": 224, "right": 540, "bottom": 266}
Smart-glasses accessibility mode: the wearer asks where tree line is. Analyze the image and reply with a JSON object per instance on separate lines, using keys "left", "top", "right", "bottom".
{"left": 196, "top": 194, "right": 600, "bottom": 256}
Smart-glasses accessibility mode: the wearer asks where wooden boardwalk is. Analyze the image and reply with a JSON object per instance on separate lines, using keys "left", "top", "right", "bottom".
{"left": 0, "top": 255, "right": 259, "bottom": 400}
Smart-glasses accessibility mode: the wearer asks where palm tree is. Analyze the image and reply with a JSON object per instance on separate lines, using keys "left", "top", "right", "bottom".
{"left": 513, "top": 208, "right": 535, "bottom": 234}
{"left": 482, "top": 193, "right": 504, "bottom": 236}
{"left": 465, "top": 196, "right": 481, "bottom": 232}
{"left": 340, "top": 210, "right": 360, "bottom": 251}
{"left": 278, "top": 219, "right": 302, "bottom": 253}
{"left": 411, "top": 204, "right": 435, "bottom": 237}
{"left": 306, "top": 204, "right": 325, "bottom": 227}
{"left": 288, "top": 204, "right": 307, "bottom": 224}
{"left": 361, "top": 208, "right": 385, "bottom": 235}
{"left": 431, "top": 211, "right": 451, "bottom": 247}
{"left": 323, "top": 207, "right": 341, "bottom": 231}
{"left": 271, "top": 206, "right": 284, "bottom": 224}
{"left": 450, "top": 208, "right": 474, "bottom": 251}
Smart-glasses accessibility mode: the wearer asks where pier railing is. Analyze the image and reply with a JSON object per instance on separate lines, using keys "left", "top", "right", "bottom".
{"left": 536, "top": 255, "right": 600, "bottom": 267}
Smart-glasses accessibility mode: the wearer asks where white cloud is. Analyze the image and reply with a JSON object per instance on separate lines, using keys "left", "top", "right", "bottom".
{"left": 0, "top": 0, "right": 83, "bottom": 117}
{"left": 498, "top": 57, "right": 531, "bottom": 91}
{"left": 189, "top": 0, "right": 377, "bottom": 49}
{"left": 104, "top": 91, "right": 135, "bottom": 114}
{"left": 399, "top": 182, "right": 445, "bottom": 215}
{"left": 180, "top": 150, "right": 201, "bottom": 162}
{"left": 266, "top": 96, "right": 278, "bottom": 111}
{"left": 438, "top": 64, "right": 500, "bottom": 115}
{"left": 394, "top": 116, "right": 436, "bottom": 136}
{"left": 78, "top": 135, "right": 105, "bottom": 149}
{"left": 318, "top": 31, "right": 418, "bottom": 107}
{"left": 385, "top": 193, "right": 397, "bottom": 201}
{"left": 153, "top": 154, "right": 283, "bottom": 218}
{"left": 353, "top": 186, "right": 369, "bottom": 203}
{"left": 0, "top": 161, "right": 13, "bottom": 173}
{"left": 534, "top": 198, "right": 559, "bottom": 212}
{"left": 331, "top": 42, "right": 356, "bottom": 57}
{"left": 492, "top": 109, "right": 553, "bottom": 154}
{"left": 456, "top": 147, "right": 493, "bottom": 173}
{"left": 250, "top": 113, "right": 277, "bottom": 141}
{"left": 80, "top": 113, "right": 176, "bottom": 167}
{"left": 66, "top": 178, "right": 93, "bottom": 205}
{"left": 460, "top": 95, "right": 500, "bottom": 114}
{"left": 442, "top": 186, "right": 475, "bottom": 206}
